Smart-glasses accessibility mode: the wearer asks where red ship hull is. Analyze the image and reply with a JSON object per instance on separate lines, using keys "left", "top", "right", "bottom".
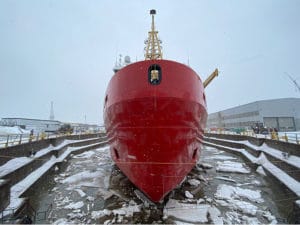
{"left": 104, "top": 60, "right": 207, "bottom": 202}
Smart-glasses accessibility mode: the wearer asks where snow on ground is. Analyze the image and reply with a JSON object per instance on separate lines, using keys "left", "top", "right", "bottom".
{"left": 208, "top": 136, "right": 300, "bottom": 169}
{"left": 215, "top": 184, "right": 264, "bottom": 203}
{"left": 205, "top": 155, "right": 237, "bottom": 161}
{"left": 72, "top": 150, "right": 96, "bottom": 159}
{"left": 163, "top": 199, "right": 223, "bottom": 224}
{"left": 256, "top": 166, "right": 267, "bottom": 176}
{"left": 256, "top": 153, "right": 300, "bottom": 196}
{"left": 0, "top": 157, "right": 32, "bottom": 177}
{"left": 215, "top": 176, "right": 236, "bottom": 183}
{"left": 64, "top": 201, "right": 84, "bottom": 210}
{"left": 216, "top": 161, "right": 250, "bottom": 174}
{"left": 187, "top": 179, "right": 200, "bottom": 186}
{"left": 62, "top": 170, "right": 106, "bottom": 188}
{"left": 91, "top": 201, "right": 142, "bottom": 222}
{"left": 1, "top": 143, "right": 107, "bottom": 218}
{"left": 0, "top": 126, "right": 30, "bottom": 135}
{"left": 0, "top": 139, "right": 94, "bottom": 178}
{"left": 214, "top": 184, "right": 277, "bottom": 223}
{"left": 204, "top": 138, "right": 300, "bottom": 197}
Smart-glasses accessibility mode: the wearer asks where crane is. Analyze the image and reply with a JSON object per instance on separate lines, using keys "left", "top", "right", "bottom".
{"left": 285, "top": 72, "right": 300, "bottom": 92}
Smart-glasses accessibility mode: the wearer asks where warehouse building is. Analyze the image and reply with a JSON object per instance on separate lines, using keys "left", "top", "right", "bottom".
{"left": 0, "top": 118, "right": 62, "bottom": 133}
{"left": 207, "top": 98, "right": 300, "bottom": 132}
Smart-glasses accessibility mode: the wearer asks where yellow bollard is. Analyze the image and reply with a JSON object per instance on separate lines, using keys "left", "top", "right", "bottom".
{"left": 29, "top": 134, "right": 34, "bottom": 142}
{"left": 271, "top": 131, "right": 278, "bottom": 140}
{"left": 40, "top": 132, "right": 46, "bottom": 140}
{"left": 284, "top": 134, "right": 288, "bottom": 142}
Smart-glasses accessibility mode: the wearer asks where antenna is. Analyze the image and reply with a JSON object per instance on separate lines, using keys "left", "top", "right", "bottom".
{"left": 144, "top": 9, "right": 163, "bottom": 60}
{"left": 285, "top": 72, "right": 300, "bottom": 92}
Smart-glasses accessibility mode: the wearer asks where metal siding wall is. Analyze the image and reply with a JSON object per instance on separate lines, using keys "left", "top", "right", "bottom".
{"left": 208, "top": 98, "right": 300, "bottom": 130}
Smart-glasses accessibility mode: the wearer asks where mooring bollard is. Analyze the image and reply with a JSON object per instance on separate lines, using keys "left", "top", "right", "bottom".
{"left": 19, "top": 134, "right": 23, "bottom": 144}
{"left": 284, "top": 133, "right": 288, "bottom": 142}
{"left": 5, "top": 135, "right": 9, "bottom": 147}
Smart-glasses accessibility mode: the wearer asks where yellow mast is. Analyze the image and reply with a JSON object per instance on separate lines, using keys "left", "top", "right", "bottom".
{"left": 145, "top": 9, "right": 163, "bottom": 60}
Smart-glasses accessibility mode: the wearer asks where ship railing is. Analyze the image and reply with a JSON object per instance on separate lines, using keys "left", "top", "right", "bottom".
{"left": 205, "top": 129, "right": 300, "bottom": 145}
{"left": 0, "top": 130, "right": 104, "bottom": 149}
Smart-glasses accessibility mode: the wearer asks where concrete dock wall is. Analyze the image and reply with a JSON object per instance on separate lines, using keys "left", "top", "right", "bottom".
{"left": 204, "top": 132, "right": 300, "bottom": 223}
{"left": 0, "top": 179, "right": 10, "bottom": 212}
{"left": 0, "top": 133, "right": 106, "bottom": 166}
{"left": 1, "top": 135, "right": 106, "bottom": 187}
{"left": 0, "top": 133, "right": 108, "bottom": 221}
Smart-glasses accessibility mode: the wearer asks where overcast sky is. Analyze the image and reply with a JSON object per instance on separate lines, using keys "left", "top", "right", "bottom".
{"left": 0, "top": 0, "right": 299, "bottom": 125}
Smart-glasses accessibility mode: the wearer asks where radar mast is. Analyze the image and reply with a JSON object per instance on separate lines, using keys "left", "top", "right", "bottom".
{"left": 144, "top": 9, "right": 163, "bottom": 60}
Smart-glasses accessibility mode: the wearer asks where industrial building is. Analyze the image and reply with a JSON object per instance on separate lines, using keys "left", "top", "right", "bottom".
{"left": 0, "top": 118, "right": 62, "bottom": 133}
{"left": 207, "top": 98, "right": 300, "bottom": 132}
{"left": 0, "top": 118, "right": 103, "bottom": 134}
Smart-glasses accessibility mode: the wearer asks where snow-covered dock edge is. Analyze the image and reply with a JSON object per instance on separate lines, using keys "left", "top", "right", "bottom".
{"left": 203, "top": 134, "right": 300, "bottom": 223}
{"left": 0, "top": 135, "right": 108, "bottom": 220}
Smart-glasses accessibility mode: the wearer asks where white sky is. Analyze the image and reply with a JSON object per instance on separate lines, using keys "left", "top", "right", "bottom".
{"left": 0, "top": 0, "right": 299, "bottom": 125}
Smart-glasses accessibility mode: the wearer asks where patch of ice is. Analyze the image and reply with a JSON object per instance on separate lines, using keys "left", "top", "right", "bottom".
{"left": 64, "top": 201, "right": 84, "bottom": 209}
{"left": 112, "top": 203, "right": 141, "bottom": 217}
{"left": 215, "top": 184, "right": 263, "bottom": 203}
{"left": 164, "top": 199, "right": 222, "bottom": 224}
{"left": 187, "top": 179, "right": 200, "bottom": 186}
{"left": 97, "top": 188, "right": 113, "bottom": 200}
{"left": 231, "top": 199, "right": 258, "bottom": 216}
{"left": 52, "top": 218, "right": 72, "bottom": 224}
{"left": 34, "top": 144, "right": 54, "bottom": 158}
{"left": 103, "top": 219, "right": 112, "bottom": 225}
{"left": 206, "top": 197, "right": 212, "bottom": 203}
{"left": 198, "top": 163, "right": 213, "bottom": 169}
{"left": 62, "top": 170, "right": 105, "bottom": 187}
{"left": 95, "top": 146, "right": 110, "bottom": 153}
{"left": 216, "top": 161, "right": 250, "bottom": 174}
{"left": 206, "top": 155, "right": 237, "bottom": 160}
{"left": 86, "top": 196, "right": 95, "bottom": 202}
{"left": 73, "top": 150, "right": 95, "bottom": 158}
{"left": 241, "top": 215, "right": 261, "bottom": 225}
{"left": 197, "top": 198, "right": 205, "bottom": 204}
{"left": 224, "top": 211, "right": 242, "bottom": 224}
{"left": 164, "top": 199, "right": 209, "bottom": 223}
{"left": 74, "top": 189, "right": 86, "bottom": 198}
{"left": 251, "top": 180, "right": 261, "bottom": 186}
{"left": 91, "top": 209, "right": 112, "bottom": 219}
{"left": 0, "top": 157, "right": 32, "bottom": 177}
{"left": 215, "top": 176, "right": 236, "bottom": 183}
{"left": 256, "top": 166, "right": 266, "bottom": 176}
{"left": 208, "top": 207, "right": 223, "bottom": 225}
{"left": 215, "top": 199, "right": 229, "bottom": 207}
{"left": 67, "top": 212, "right": 86, "bottom": 220}
{"left": 203, "top": 146, "right": 218, "bottom": 151}
{"left": 185, "top": 191, "right": 194, "bottom": 199}
{"left": 56, "top": 196, "right": 71, "bottom": 207}
{"left": 173, "top": 221, "right": 195, "bottom": 225}
{"left": 263, "top": 211, "right": 277, "bottom": 224}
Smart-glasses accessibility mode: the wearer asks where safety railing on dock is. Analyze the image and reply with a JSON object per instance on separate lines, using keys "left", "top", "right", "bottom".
{"left": 205, "top": 129, "right": 300, "bottom": 144}
{"left": 0, "top": 130, "right": 103, "bottom": 149}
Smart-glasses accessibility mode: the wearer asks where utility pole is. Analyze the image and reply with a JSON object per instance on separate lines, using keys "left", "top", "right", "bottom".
{"left": 49, "top": 101, "right": 55, "bottom": 120}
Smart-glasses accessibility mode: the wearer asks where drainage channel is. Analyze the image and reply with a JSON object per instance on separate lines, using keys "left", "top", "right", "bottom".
{"left": 27, "top": 144, "right": 292, "bottom": 224}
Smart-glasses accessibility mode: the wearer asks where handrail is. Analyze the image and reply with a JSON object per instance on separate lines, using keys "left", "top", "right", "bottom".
{"left": 205, "top": 129, "right": 300, "bottom": 145}
{"left": 0, "top": 130, "right": 105, "bottom": 149}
